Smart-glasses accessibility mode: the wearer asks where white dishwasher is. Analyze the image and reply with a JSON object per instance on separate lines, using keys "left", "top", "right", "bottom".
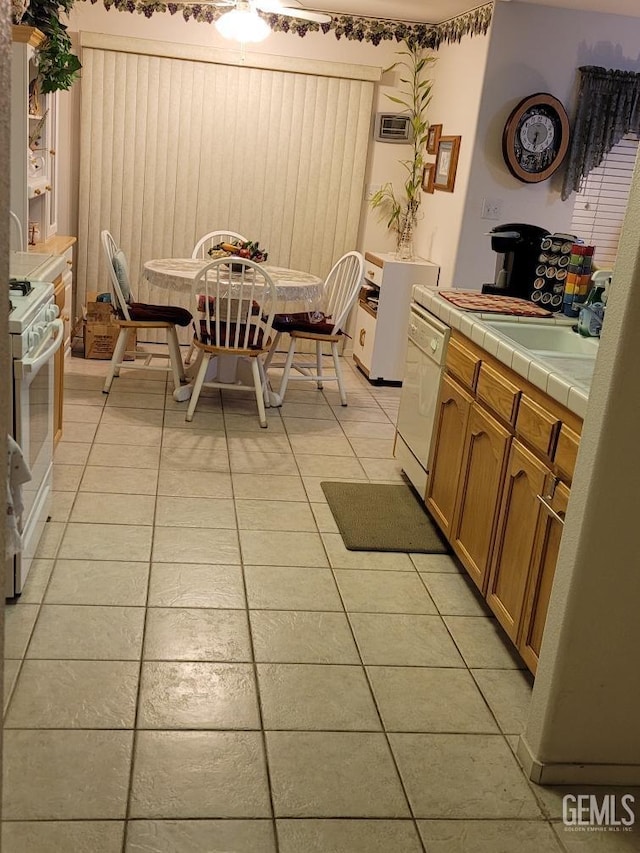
{"left": 395, "top": 302, "right": 449, "bottom": 498}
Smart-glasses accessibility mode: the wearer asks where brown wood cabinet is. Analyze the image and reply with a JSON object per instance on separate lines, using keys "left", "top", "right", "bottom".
{"left": 426, "top": 374, "right": 472, "bottom": 538}
{"left": 450, "top": 402, "right": 511, "bottom": 593}
{"left": 425, "top": 328, "right": 583, "bottom": 674}
{"left": 519, "top": 478, "right": 569, "bottom": 673}
{"left": 486, "top": 440, "right": 549, "bottom": 641}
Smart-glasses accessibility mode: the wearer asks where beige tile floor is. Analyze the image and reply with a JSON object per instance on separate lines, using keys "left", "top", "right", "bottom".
{"left": 3, "top": 353, "right": 639, "bottom": 852}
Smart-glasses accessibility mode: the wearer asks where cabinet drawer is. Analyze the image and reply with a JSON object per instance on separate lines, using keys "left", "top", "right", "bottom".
{"left": 476, "top": 362, "right": 521, "bottom": 425}
{"left": 446, "top": 338, "right": 480, "bottom": 391}
{"left": 515, "top": 395, "right": 560, "bottom": 458}
{"left": 364, "top": 253, "right": 383, "bottom": 287}
{"left": 63, "top": 245, "right": 74, "bottom": 269}
{"left": 554, "top": 423, "right": 580, "bottom": 483}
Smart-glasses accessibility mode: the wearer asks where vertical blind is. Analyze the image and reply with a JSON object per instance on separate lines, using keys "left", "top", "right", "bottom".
{"left": 570, "top": 134, "right": 639, "bottom": 268}
{"left": 76, "top": 38, "right": 375, "bottom": 333}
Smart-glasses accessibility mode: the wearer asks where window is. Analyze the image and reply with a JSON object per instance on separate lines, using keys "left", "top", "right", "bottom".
{"left": 570, "top": 134, "right": 639, "bottom": 268}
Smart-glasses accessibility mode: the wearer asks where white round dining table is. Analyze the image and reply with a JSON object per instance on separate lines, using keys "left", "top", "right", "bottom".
{"left": 142, "top": 258, "right": 324, "bottom": 403}
{"left": 143, "top": 258, "right": 323, "bottom": 313}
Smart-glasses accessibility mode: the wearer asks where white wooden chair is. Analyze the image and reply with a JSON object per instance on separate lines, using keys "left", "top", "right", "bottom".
{"left": 186, "top": 230, "right": 249, "bottom": 365}
{"left": 192, "top": 229, "right": 248, "bottom": 259}
{"left": 264, "top": 250, "right": 364, "bottom": 406}
{"left": 186, "top": 257, "right": 276, "bottom": 428}
{"left": 101, "top": 229, "right": 192, "bottom": 394}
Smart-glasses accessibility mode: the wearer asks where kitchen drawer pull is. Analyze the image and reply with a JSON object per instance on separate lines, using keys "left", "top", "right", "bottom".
{"left": 367, "top": 269, "right": 376, "bottom": 278}
{"left": 359, "top": 329, "right": 366, "bottom": 347}
{"left": 66, "top": 260, "right": 73, "bottom": 266}
{"left": 536, "top": 494, "right": 565, "bottom": 525}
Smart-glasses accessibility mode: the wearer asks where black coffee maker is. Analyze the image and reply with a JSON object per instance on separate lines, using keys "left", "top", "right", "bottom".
{"left": 482, "top": 223, "right": 550, "bottom": 300}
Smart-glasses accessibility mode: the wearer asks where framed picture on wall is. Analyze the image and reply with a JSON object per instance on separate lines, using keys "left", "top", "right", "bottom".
{"left": 422, "top": 162, "right": 435, "bottom": 194}
{"left": 434, "top": 135, "right": 461, "bottom": 192}
{"left": 426, "top": 124, "right": 442, "bottom": 155}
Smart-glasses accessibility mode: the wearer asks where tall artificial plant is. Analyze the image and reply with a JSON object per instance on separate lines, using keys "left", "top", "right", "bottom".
{"left": 22, "top": 0, "right": 81, "bottom": 93}
{"left": 370, "top": 43, "right": 435, "bottom": 251}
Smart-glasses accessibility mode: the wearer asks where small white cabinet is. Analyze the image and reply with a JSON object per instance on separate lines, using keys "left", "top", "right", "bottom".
{"left": 352, "top": 251, "right": 440, "bottom": 383}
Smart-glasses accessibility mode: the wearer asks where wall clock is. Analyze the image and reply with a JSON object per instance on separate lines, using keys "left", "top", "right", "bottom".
{"left": 502, "top": 93, "right": 570, "bottom": 183}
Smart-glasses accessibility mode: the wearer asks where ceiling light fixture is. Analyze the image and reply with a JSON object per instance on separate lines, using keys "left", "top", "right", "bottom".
{"left": 215, "top": 2, "right": 271, "bottom": 43}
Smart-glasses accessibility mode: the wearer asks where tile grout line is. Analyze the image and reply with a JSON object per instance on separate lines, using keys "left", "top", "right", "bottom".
{"left": 327, "top": 563, "right": 429, "bottom": 853}
{"left": 225, "top": 396, "right": 282, "bottom": 853}
{"left": 120, "top": 381, "right": 166, "bottom": 853}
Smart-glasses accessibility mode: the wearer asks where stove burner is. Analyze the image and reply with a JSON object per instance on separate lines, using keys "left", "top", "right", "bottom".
{"left": 9, "top": 279, "right": 33, "bottom": 296}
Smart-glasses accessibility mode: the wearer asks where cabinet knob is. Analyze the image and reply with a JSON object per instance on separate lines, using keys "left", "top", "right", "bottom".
{"left": 367, "top": 270, "right": 376, "bottom": 278}
{"left": 359, "top": 329, "right": 366, "bottom": 347}
{"left": 45, "top": 185, "right": 52, "bottom": 192}
{"left": 34, "top": 188, "right": 41, "bottom": 195}
{"left": 50, "top": 149, "right": 56, "bottom": 156}
{"left": 66, "top": 260, "right": 73, "bottom": 266}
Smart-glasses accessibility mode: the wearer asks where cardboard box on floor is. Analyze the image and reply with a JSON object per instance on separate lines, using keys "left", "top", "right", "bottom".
{"left": 83, "top": 291, "right": 135, "bottom": 359}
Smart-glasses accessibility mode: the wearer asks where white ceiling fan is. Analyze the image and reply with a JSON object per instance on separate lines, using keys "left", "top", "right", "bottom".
{"left": 214, "top": 0, "right": 332, "bottom": 24}
{"left": 204, "top": 0, "right": 331, "bottom": 42}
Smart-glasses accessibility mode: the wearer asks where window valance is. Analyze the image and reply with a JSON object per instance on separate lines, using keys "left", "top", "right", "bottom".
{"left": 562, "top": 65, "right": 640, "bottom": 200}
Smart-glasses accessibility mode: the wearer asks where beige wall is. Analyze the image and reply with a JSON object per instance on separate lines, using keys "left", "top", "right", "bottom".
{"left": 521, "top": 150, "right": 640, "bottom": 783}
{"left": 412, "top": 30, "right": 491, "bottom": 289}
{"left": 456, "top": 0, "right": 640, "bottom": 290}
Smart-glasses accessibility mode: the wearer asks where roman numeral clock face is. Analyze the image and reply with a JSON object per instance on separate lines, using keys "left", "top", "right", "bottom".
{"left": 502, "top": 93, "right": 570, "bottom": 183}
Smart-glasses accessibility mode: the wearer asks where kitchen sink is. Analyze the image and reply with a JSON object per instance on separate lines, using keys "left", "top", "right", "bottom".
{"left": 484, "top": 320, "right": 599, "bottom": 356}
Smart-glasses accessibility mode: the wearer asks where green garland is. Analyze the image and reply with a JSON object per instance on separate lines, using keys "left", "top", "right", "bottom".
{"left": 93, "top": 0, "right": 493, "bottom": 49}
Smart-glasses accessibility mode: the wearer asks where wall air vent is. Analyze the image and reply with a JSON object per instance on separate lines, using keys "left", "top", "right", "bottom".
{"left": 374, "top": 113, "right": 414, "bottom": 143}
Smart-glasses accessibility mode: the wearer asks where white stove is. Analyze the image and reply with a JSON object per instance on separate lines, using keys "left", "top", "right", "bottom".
{"left": 7, "top": 278, "right": 63, "bottom": 597}
{"left": 9, "top": 280, "right": 55, "bottom": 349}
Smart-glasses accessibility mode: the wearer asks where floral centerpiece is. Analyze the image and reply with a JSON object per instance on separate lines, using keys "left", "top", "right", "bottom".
{"left": 370, "top": 44, "right": 435, "bottom": 260}
{"left": 208, "top": 240, "right": 268, "bottom": 267}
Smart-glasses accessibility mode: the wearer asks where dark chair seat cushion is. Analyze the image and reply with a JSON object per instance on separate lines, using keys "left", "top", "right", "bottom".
{"left": 272, "top": 311, "right": 338, "bottom": 336}
{"left": 125, "top": 302, "right": 193, "bottom": 326}
{"left": 198, "top": 320, "right": 266, "bottom": 350}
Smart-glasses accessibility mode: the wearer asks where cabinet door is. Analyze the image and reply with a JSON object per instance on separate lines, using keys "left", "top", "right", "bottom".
{"left": 61, "top": 270, "right": 73, "bottom": 354}
{"left": 426, "top": 374, "right": 472, "bottom": 539}
{"left": 486, "top": 440, "right": 549, "bottom": 641}
{"left": 352, "top": 303, "right": 377, "bottom": 377}
{"left": 451, "top": 402, "right": 511, "bottom": 592}
{"left": 518, "top": 479, "right": 569, "bottom": 674}
{"left": 54, "top": 274, "right": 65, "bottom": 446}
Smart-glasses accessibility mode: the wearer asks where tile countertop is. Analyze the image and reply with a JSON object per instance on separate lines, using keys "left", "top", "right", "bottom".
{"left": 10, "top": 251, "right": 68, "bottom": 283}
{"left": 413, "top": 286, "right": 591, "bottom": 419}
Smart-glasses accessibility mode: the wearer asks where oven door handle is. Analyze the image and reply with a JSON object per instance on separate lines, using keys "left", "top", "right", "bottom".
{"left": 17, "top": 319, "right": 64, "bottom": 376}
